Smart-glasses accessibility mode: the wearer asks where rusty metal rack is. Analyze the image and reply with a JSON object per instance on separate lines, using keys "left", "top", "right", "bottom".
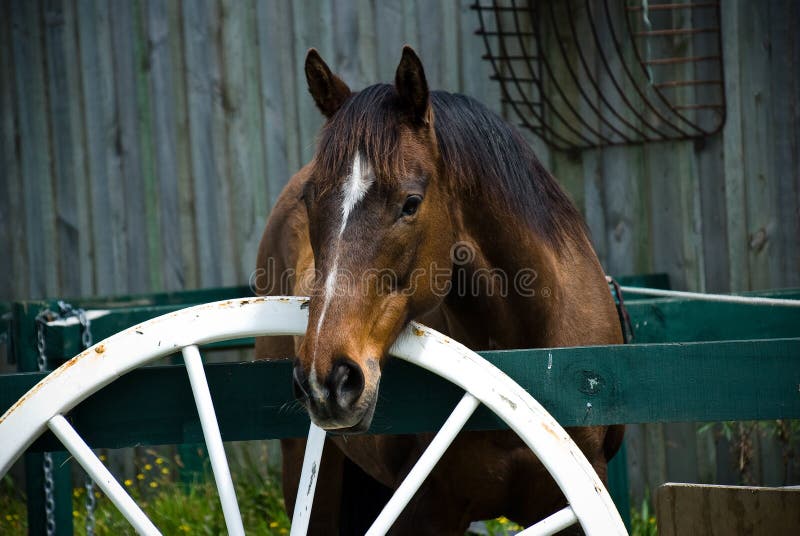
{"left": 473, "top": 0, "right": 726, "bottom": 151}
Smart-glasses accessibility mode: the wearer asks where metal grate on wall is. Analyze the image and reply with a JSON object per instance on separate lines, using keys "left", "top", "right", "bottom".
{"left": 473, "top": 1, "right": 726, "bottom": 151}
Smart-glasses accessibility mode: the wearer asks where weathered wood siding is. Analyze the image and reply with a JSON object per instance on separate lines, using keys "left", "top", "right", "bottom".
{"left": 1, "top": 0, "right": 798, "bottom": 505}
{"left": 0, "top": 0, "right": 499, "bottom": 301}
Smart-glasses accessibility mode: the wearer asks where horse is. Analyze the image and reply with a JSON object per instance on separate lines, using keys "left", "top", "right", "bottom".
{"left": 254, "top": 46, "right": 624, "bottom": 535}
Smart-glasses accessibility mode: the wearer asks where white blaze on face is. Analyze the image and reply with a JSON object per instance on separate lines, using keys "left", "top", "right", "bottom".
{"left": 311, "top": 154, "right": 373, "bottom": 382}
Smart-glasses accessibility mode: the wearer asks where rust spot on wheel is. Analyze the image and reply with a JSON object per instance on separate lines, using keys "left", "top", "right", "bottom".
{"left": 95, "top": 344, "right": 105, "bottom": 354}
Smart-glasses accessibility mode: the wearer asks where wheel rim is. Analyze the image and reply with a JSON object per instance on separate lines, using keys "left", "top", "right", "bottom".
{"left": 0, "top": 297, "right": 626, "bottom": 535}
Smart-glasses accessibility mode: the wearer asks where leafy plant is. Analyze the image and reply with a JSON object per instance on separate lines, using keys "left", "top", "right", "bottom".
{"left": 698, "top": 419, "right": 800, "bottom": 485}
{"left": 630, "top": 492, "right": 657, "bottom": 536}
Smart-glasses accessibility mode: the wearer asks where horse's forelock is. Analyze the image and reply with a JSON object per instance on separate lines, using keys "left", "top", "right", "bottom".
{"left": 311, "top": 84, "right": 410, "bottom": 196}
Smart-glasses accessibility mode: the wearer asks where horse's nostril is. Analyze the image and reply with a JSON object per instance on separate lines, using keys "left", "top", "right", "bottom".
{"left": 292, "top": 364, "right": 310, "bottom": 401}
{"left": 328, "top": 359, "right": 364, "bottom": 409}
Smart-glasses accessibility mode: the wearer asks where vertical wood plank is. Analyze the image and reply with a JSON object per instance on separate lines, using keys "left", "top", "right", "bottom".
{"left": 332, "top": 0, "right": 362, "bottom": 87}
{"left": 595, "top": 1, "right": 650, "bottom": 277}
{"left": 146, "top": 0, "right": 183, "bottom": 291}
{"left": 767, "top": 0, "right": 800, "bottom": 288}
{"left": 693, "top": 5, "right": 729, "bottom": 293}
{"left": 576, "top": 5, "right": 607, "bottom": 263}
{"left": 77, "top": 0, "right": 127, "bottom": 295}
{"left": 415, "top": 0, "right": 444, "bottom": 89}
{"left": 244, "top": 0, "right": 268, "bottom": 260}
{"left": 546, "top": 1, "right": 586, "bottom": 214}
{"left": 219, "top": 0, "right": 250, "bottom": 283}
{"left": 738, "top": 1, "right": 776, "bottom": 291}
{"left": 110, "top": 0, "right": 150, "bottom": 294}
{"left": 356, "top": 0, "right": 378, "bottom": 85}
{"left": 43, "top": 0, "right": 81, "bottom": 297}
{"left": 256, "top": 0, "right": 293, "bottom": 212}
{"left": 182, "top": 0, "right": 234, "bottom": 287}
{"left": 132, "top": 0, "right": 163, "bottom": 293}
{"left": 439, "top": 0, "right": 460, "bottom": 92}
{"left": 292, "top": 0, "right": 329, "bottom": 165}
{"left": 374, "top": 0, "right": 406, "bottom": 81}
{"left": 625, "top": 424, "right": 647, "bottom": 506}
{"left": 458, "top": 0, "right": 501, "bottom": 113}
{"left": 170, "top": 0, "right": 199, "bottom": 289}
{"left": 0, "top": 0, "right": 23, "bottom": 300}
{"left": 220, "top": 0, "right": 266, "bottom": 281}
{"left": 60, "top": 0, "right": 94, "bottom": 296}
{"left": 721, "top": 1, "right": 749, "bottom": 291}
{"left": 11, "top": 0, "right": 59, "bottom": 298}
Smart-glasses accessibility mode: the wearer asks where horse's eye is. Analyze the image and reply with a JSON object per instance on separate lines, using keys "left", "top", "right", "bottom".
{"left": 401, "top": 195, "right": 423, "bottom": 217}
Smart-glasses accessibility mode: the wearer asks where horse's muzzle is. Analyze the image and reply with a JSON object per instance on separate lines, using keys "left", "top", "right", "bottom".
{"left": 292, "top": 359, "right": 377, "bottom": 432}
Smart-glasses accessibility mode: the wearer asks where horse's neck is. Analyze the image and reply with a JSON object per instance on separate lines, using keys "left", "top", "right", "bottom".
{"left": 438, "top": 216, "right": 622, "bottom": 351}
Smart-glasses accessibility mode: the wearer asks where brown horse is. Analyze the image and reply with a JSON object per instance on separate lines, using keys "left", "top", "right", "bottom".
{"left": 254, "top": 46, "right": 624, "bottom": 534}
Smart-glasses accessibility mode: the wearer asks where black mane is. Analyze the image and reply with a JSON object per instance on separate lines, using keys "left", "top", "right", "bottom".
{"left": 312, "top": 84, "right": 587, "bottom": 249}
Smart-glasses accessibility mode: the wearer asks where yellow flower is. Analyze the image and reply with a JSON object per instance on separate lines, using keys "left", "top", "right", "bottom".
{"left": 279, "top": 529, "right": 288, "bottom": 535}
{"left": 72, "top": 511, "right": 78, "bottom": 518}
{"left": 155, "top": 457, "right": 164, "bottom": 465}
{"left": 73, "top": 489, "right": 80, "bottom": 498}
{"left": 178, "top": 524, "right": 190, "bottom": 532}
{"left": 137, "top": 474, "right": 145, "bottom": 480}
{"left": 497, "top": 516, "right": 509, "bottom": 524}
{"left": 649, "top": 517, "right": 656, "bottom": 524}
{"left": 124, "top": 479, "right": 133, "bottom": 487}
{"left": 99, "top": 454, "right": 107, "bottom": 461}
{"left": 161, "top": 468, "right": 169, "bottom": 475}
{"left": 149, "top": 481, "right": 158, "bottom": 488}
{"left": 5, "top": 515, "right": 12, "bottom": 521}
{"left": 94, "top": 491, "right": 101, "bottom": 498}
{"left": 144, "top": 464, "right": 153, "bottom": 471}
{"left": 269, "top": 521, "right": 279, "bottom": 528}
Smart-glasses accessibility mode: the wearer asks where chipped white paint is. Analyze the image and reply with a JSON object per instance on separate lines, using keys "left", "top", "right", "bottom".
{"left": 290, "top": 423, "right": 326, "bottom": 536}
{"left": 587, "top": 377, "right": 599, "bottom": 390}
{"left": 311, "top": 154, "right": 373, "bottom": 377}
{"left": 547, "top": 352, "right": 553, "bottom": 370}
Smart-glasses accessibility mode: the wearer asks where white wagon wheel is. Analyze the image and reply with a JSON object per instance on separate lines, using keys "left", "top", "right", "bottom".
{"left": 0, "top": 297, "right": 626, "bottom": 536}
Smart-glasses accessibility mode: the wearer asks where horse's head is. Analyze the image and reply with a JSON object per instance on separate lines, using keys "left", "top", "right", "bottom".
{"left": 293, "top": 47, "right": 454, "bottom": 432}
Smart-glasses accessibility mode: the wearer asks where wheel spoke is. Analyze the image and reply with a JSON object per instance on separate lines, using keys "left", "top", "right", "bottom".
{"left": 365, "top": 392, "right": 481, "bottom": 535}
{"left": 47, "top": 415, "right": 160, "bottom": 536}
{"left": 182, "top": 345, "right": 245, "bottom": 536}
{"left": 517, "top": 506, "right": 578, "bottom": 536}
{"left": 290, "top": 423, "right": 327, "bottom": 536}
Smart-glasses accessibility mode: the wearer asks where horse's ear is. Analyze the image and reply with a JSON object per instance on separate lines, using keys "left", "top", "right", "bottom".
{"left": 305, "top": 48, "right": 351, "bottom": 118}
{"left": 395, "top": 46, "right": 431, "bottom": 124}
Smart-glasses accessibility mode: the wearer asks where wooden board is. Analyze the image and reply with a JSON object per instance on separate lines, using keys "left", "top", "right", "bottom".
{"left": 3, "top": 336, "right": 799, "bottom": 451}
{"left": 657, "top": 483, "right": 800, "bottom": 536}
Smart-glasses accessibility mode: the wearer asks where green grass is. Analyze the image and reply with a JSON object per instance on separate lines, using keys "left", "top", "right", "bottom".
{"left": 2, "top": 457, "right": 637, "bottom": 535}
{"left": 1, "top": 454, "right": 290, "bottom": 536}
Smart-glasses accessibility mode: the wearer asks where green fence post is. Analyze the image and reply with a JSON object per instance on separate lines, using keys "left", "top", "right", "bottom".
{"left": 16, "top": 302, "right": 74, "bottom": 536}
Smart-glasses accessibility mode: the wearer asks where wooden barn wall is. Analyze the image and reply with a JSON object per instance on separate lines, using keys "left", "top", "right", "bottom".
{"left": 1, "top": 0, "right": 798, "bottom": 506}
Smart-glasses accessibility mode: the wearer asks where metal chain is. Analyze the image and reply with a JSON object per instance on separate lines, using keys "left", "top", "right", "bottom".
{"left": 55, "top": 302, "right": 97, "bottom": 536}
{"left": 36, "top": 303, "right": 97, "bottom": 535}
{"left": 85, "top": 476, "right": 96, "bottom": 536}
{"left": 35, "top": 312, "right": 56, "bottom": 536}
